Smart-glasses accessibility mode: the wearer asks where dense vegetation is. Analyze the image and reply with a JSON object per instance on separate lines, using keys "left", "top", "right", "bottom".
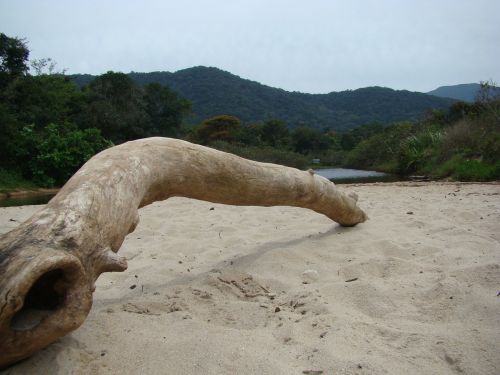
{"left": 338, "top": 94, "right": 500, "bottom": 180}
{"left": 185, "top": 116, "right": 333, "bottom": 170}
{"left": 1, "top": 32, "right": 498, "bottom": 192}
{"left": 0, "top": 33, "right": 190, "bottom": 188}
{"left": 182, "top": 94, "right": 499, "bottom": 181}
{"left": 71, "top": 66, "right": 455, "bottom": 132}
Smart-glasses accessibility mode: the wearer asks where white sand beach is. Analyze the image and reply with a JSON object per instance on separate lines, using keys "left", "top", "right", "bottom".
{"left": 1, "top": 182, "right": 499, "bottom": 375}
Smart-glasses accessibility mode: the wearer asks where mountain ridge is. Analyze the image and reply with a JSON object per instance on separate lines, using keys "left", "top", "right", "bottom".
{"left": 427, "top": 83, "right": 481, "bottom": 102}
{"left": 70, "top": 66, "right": 455, "bottom": 131}
{"left": 427, "top": 83, "right": 500, "bottom": 102}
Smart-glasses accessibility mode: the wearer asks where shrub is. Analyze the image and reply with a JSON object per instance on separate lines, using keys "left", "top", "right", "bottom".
{"left": 439, "top": 119, "right": 481, "bottom": 159}
{"left": 431, "top": 155, "right": 499, "bottom": 181}
{"left": 17, "top": 123, "right": 112, "bottom": 186}
{"left": 343, "top": 122, "right": 413, "bottom": 171}
{"left": 452, "top": 159, "right": 499, "bottom": 181}
{"left": 398, "top": 130, "right": 443, "bottom": 174}
{"left": 0, "top": 168, "right": 37, "bottom": 193}
{"left": 192, "top": 115, "right": 241, "bottom": 145}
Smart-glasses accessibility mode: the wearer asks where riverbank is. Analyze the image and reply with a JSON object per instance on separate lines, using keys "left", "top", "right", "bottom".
{"left": 0, "top": 169, "right": 58, "bottom": 205}
{"left": 0, "top": 188, "right": 59, "bottom": 199}
{"left": 1, "top": 182, "right": 499, "bottom": 375}
{"left": 0, "top": 188, "right": 59, "bottom": 208}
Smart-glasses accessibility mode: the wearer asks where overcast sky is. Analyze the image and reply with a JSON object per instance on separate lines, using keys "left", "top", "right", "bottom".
{"left": 1, "top": 0, "right": 499, "bottom": 93}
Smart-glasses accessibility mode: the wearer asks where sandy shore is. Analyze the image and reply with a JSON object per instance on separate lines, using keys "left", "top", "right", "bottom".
{"left": 1, "top": 182, "right": 499, "bottom": 375}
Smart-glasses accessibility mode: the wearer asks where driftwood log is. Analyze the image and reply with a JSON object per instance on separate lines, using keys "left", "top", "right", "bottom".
{"left": 0, "top": 138, "right": 366, "bottom": 367}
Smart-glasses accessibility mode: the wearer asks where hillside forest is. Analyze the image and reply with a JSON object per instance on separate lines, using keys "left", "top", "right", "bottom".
{"left": 71, "top": 67, "right": 455, "bottom": 131}
{"left": 1, "top": 33, "right": 499, "bottom": 191}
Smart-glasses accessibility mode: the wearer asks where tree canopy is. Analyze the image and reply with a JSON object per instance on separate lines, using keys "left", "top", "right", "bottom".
{"left": 71, "top": 67, "right": 455, "bottom": 132}
{"left": 0, "top": 33, "right": 29, "bottom": 88}
{"left": 0, "top": 34, "right": 192, "bottom": 187}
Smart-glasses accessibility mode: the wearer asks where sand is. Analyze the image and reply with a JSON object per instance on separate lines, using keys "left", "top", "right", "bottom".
{"left": 1, "top": 182, "right": 499, "bottom": 375}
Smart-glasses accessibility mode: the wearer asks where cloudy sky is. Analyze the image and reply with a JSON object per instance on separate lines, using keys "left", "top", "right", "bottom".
{"left": 1, "top": 0, "right": 499, "bottom": 93}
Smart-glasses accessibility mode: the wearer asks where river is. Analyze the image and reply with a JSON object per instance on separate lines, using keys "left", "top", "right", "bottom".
{"left": 314, "top": 168, "right": 399, "bottom": 183}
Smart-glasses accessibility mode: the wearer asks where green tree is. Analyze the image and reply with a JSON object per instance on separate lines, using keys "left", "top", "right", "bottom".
{"left": 261, "top": 119, "right": 289, "bottom": 147}
{"left": 446, "top": 102, "right": 477, "bottom": 123}
{"left": 4, "top": 75, "right": 85, "bottom": 130}
{"left": 291, "top": 127, "right": 330, "bottom": 154}
{"left": 0, "top": 102, "right": 23, "bottom": 167}
{"left": 0, "top": 33, "right": 29, "bottom": 89}
{"left": 16, "top": 123, "right": 112, "bottom": 186}
{"left": 343, "top": 122, "right": 412, "bottom": 170}
{"left": 80, "top": 71, "right": 150, "bottom": 143}
{"left": 340, "top": 123, "right": 384, "bottom": 150}
{"left": 143, "top": 82, "right": 191, "bottom": 137}
{"left": 236, "top": 123, "right": 263, "bottom": 146}
{"left": 193, "top": 115, "right": 241, "bottom": 144}
{"left": 476, "top": 80, "right": 500, "bottom": 122}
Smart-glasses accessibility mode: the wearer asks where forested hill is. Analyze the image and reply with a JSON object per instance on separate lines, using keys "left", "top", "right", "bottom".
{"left": 71, "top": 66, "right": 454, "bottom": 131}
{"left": 427, "top": 83, "right": 500, "bottom": 102}
{"left": 427, "top": 83, "right": 481, "bottom": 102}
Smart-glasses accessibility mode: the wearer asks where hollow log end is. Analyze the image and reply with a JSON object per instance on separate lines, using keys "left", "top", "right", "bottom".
{"left": 0, "top": 246, "right": 93, "bottom": 368}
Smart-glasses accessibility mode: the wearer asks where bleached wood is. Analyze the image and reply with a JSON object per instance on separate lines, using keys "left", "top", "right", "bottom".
{"left": 0, "top": 138, "right": 366, "bottom": 367}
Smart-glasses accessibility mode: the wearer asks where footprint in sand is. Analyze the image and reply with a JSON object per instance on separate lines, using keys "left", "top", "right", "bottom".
{"left": 212, "top": 269, "right": 271, "bottom": 298}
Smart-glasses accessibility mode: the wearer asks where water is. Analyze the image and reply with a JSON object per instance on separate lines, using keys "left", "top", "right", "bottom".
{"left": 0, "top": 193, "right": 56, "bottom": 208}
{"left": 314, "top": 168, "right": 400, "bottom": 183}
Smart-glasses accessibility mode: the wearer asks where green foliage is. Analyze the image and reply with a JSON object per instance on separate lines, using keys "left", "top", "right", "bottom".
{"left": 398, "top": 129, "right": 443, "bottom": 174}
{"left": 189, "top": 115, "right": 339, "bottom": 161}
{"left": 340, "top": 98, "right": 499, "bottom": 180}
{"left": 78, "top": 72, "right": 192, "bottom": 143}
{"left": 452, "top": 160, "right": 499, "bottom": 181}
{"left": 291, "top": 127, "right": 331, "bottom": 154}
{"left": 343, "top": 122, "right": 413, "bottom": 170}
{"left": 80, "top": 72, "right": 149, "bottom": 142}
{"left": 236, "top": 123, "right": 263, "bottom": 147}
{"left": 4, "top": 75, "right": 85, "bottom": 129}
{"left": 0, "top": 102, "right": 23, "bottom": 166}
{"left": 340, "top": 123, "right": 385, "bottom": 150}
{"left": 143, "top": 83, "right": 191, "bottom": 137}
{"left": 446, "top": 101, "right": 482, "bottom": 123}
{"left": 0, "top": 34, "right": 194, "bottom": 189}
{"left": 0, "top": 33, "right": 29, "bottom": 88}
{"left": 191, "top": 115, "right": 242, "bottom": 144}
{"left": 16, "top": 123, "right": 112, "bottom": 187}
{"left": 0, "top": 169, "right": 37, "bottom": 193}
{"left": 71, "top": 67, "right": 455, "bottom": 132}
{"left": 431, "top": 155, "right": 500, "bottom": 181}
{"left": 261, "top": 120, "right": 289, "bottom": 147}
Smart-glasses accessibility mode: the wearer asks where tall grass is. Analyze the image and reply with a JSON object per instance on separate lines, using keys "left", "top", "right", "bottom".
{"left": 398, "top": 130, "right": 443, "bottom": 174}
{"left": 431, "top": 155, "right": 500, "bottom": 181}
{"left": 0, "top": 169, "right": 37, "bottom": 193}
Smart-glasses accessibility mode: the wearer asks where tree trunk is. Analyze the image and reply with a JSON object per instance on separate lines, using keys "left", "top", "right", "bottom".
{"left": 0, "top": 137, "right": 366, "bottom": 367}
